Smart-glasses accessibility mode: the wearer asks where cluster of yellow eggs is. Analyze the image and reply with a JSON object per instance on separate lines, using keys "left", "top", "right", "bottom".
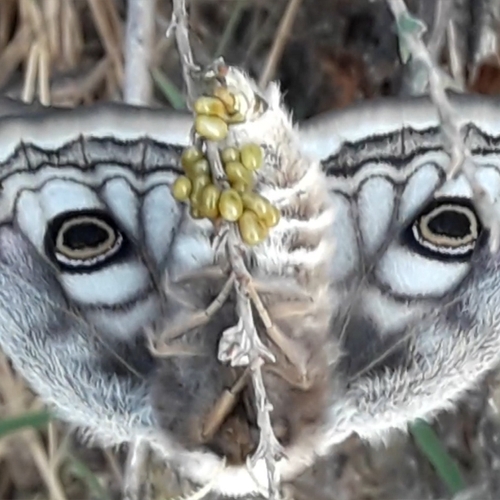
{"left": 171, "top": 90, "right": 280, "bottom": 246}
{"left": 192, "top": 87, "right": 247, "bottom": 142}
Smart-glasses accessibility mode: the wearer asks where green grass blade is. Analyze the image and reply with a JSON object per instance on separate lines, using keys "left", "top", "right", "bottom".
{"left": 214, "top": 0, "right": 247, "bottom": 58}
{"left": 67, "top": 455, "right": 113, "bottom": 500}
{"left": 151, "top": 68, "right": 187, "bottom": 110}
{"left": 410, "top": 418, "right": 466, "bottom": 495}
{"left": 0, "top": 410, "right": 52, "bottom": 438}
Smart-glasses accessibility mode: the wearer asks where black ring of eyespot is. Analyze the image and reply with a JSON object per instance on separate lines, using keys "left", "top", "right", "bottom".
{"left": 404, "top": 197, "right": 482, "bottom": 261}
{"left": 44, "top": 209, "right": 127, "bottom": 271}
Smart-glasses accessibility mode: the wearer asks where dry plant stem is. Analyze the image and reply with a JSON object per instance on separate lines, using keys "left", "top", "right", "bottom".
{"left": 227, "top": 230, "right": 284, "bottom": 499}
{"left": 427, "top": 0, "right": 453, "bottom": 58}
{"left": 87, "top": 0, "right": 124, "bottom": 85}
{"left": 446, "top": 20, "right": 466, "bottom": 86}
{"left": 247, "top": 360, "right": 282, "bottom": 500}
{"left": 387, "top": 0, "right": 500, "bottom": 253}
{"left": 258, "top": 0, "right": 303, "bottom": 88}
{"left": 170, "top": 0, "right": 200, "bottom": 107}
{"left": 0, "top": 357, "right": 67, "bottom": 500}
{"left": 124, "top": 0, "right": 156, "bottom": 104}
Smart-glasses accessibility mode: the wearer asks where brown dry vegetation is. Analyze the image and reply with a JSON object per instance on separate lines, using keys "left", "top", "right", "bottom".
{"left": 2, "top": 1, "right": 500, "bottom": 499}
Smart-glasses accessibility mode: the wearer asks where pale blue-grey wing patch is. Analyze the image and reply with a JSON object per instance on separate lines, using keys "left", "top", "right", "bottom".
{"left": 397, "top": 160, "right": 443, "bottom": 223}
{"left": 357, "top": 176, "right": 395, "bottom": 256}
{"left": 100, "top": 177, "right": 141, "bottom": 239}
{"left": 142, "top": 184, "right": 183, "bottom": 267}
{"left": 375, "top": 244, "right": 470, "bottom": 297}
{"left": 329, "top": 194, "right": 359, "bottom": 280}
{"left": 166, "top": 216, "right": 214, "bottom": 281}
{"left": 473, "top": 164, "right": 500, "bottom": 202}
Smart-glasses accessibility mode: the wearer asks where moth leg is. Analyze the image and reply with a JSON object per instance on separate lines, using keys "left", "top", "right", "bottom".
{"left": 156, "top": 273, "right": 235, "bottom": 344}
{"left": 201, "top": 367, "right": 250, "bottom": 440}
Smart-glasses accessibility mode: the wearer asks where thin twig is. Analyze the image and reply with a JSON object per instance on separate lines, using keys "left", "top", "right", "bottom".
{"left": 123, "top": 0, "right": 157, "bottom": 104}
{"left": 387, "top": 0, "right": 500, "bottom": 252}
{"left": 170, "top": 0, "right": 200, "bottom": 107}
{"left": 258, "top": 0, "right": 303, "bottom": 88}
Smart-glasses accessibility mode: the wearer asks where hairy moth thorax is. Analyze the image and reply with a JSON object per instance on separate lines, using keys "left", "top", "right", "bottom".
{"left": 152, "top": 69, "right": 337, "bottom": 467}
{"left": 220, "top": 79, "right": 338, "bottom": 451}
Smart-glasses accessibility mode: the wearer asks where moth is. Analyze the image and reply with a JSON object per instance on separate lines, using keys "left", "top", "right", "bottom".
{"left": 0, "top": 76, "right": 500, "bottom": 497}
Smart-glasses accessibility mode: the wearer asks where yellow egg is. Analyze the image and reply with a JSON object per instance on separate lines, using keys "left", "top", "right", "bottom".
{"left": 190, "top": 206, "right": 203, "bottom": 219}
{"left": 181, "top": 146, "right": 203, "bottom": 170}
{"left": 263, "top": 204, "right": 281, "bottom": 228}
{"left": 219, "top": 189, "right": 243, "bottom": 222}
{"left": 172, "top": 176, "right": 192, "bottom": 202}
{"left": 213, "top": 87, "right": 236, "bottom": 114}
{"left": 194, "top": 96, "right": 228, "bottom": 119}
{"left": 240, "top": 143, "right": 263, "bottom": 171}
{"left": 184, "top": 158, "right": 210, "bottom": 180}
{"left": 199, "top": 184, "right": 221, "bottom": 219}
{"left": 190, "top": 175, "right": 211, "bottom": 207}
{"left": 226, "top": 112, "right": 245, "bottom": 124}
{"left": 225, "top": 161, "right": 253, "bottom": 187}
{"left": 221, "top": 147, "right": 240, "bottom": 164}
{"left": 241, "top": 192, "right": 271, "bottom": 220}
{"left": 238, "top": 210, "right": 268, "bottom": 246}
{"left": 231, "top": 181, "right": 249, "bottom": 194}
{"left": 195, "top": 115, "right": 228, "bottom": 142}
